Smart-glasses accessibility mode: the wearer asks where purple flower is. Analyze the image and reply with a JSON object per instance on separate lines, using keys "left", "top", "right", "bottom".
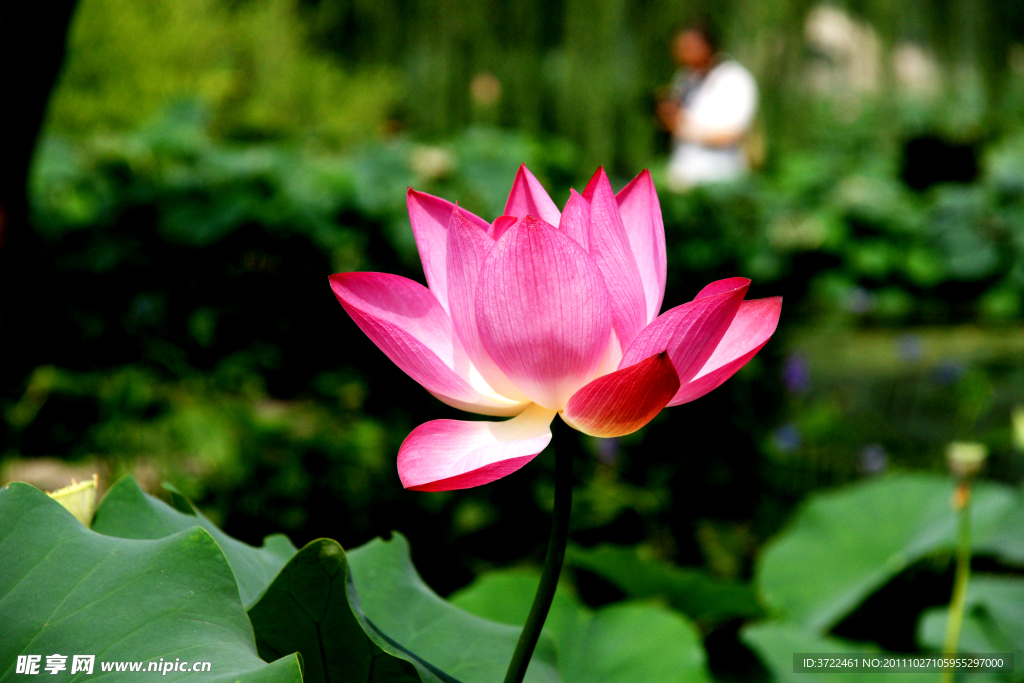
{"left": 782, "top": 354, "right": 811, "bottom": 394}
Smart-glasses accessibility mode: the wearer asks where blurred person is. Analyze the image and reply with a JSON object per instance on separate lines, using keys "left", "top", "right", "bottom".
{"left": 657, "top": 21, "right": 758, "bottom": 190}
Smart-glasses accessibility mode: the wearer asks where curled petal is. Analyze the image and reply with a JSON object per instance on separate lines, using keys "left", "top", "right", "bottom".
{"left": 581, "top": 167, "right": 647, "bottom": 349}
{"left": 406, "top": 189, "right": 489, "bottom": 311}
{"left": 670, "top": 296, "right": 782, "bottom": 406}
{"left": 490, "top": 215, "right": 518, "bottom": 240}
{"left": 330, "top": 272, "right": 524, "bottom": 416}
{"left": 398, "top": 404, "right": 557, "bottom": 491}
{"left": 694, "top": 277, "right": 753, "bottom": 300}
{"left": 447, "top": 210, "right": 525, "bottom": 401}
{"left": 504, "top": 164, "right": 561, "bottom": 227}
{"left": 558, "top": 189, "right": 591, "bottom": 251}
{"left": 617, "top": 170, "right": 667, "bottom": 324}
{"left": 620, "top": 279, "right": 749, "bottom": 385}
{"left": 476, "top": 216, "right": 612, "bottom": 411}
{"left": 562, "top": 352, "right": 680, "bottom": 437}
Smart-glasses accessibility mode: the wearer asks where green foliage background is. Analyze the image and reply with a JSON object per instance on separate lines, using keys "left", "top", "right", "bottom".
{"left": 3, "top": 0, "right": 1024, "bottom": 679}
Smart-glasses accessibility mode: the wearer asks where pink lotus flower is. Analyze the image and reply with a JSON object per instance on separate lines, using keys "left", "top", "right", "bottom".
{"left": 330, "top": 166, "right": 781, "bottom": 492}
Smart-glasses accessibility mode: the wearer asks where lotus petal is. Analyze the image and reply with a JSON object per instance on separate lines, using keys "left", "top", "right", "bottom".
{"left": 694, "top": 277, "right": 752, "bottom": 300}
{"left": 562, "top": 352, "right": 680, "bottom": 437}
{"left": 447, "top": 210, "right": 526, "bottom": 401}
{"left": 617, "top": 170, "right": 667, "bottom": 323}
{"left": 593, "top": 329, "right": 623, "bottom": 378}
{"left": 330, "top": 272, "right": 524, "bottom": 416}
{"left": 398, "top": 404, "right": 557, "bottom": 491}
{"left": 503, "top": 164, "right": 561, "bottom": 227}
{"left": 559, "top": 189, "right": 591, "bottom": 250}
{"left": 619, "top": 279, "right": 749, "bottom": 385}
{"left": 670, "top": 296, "right": 782, "bottom": 406}
{"left": 476, "top": 216, "right": 612, "bottom": 410}
{"left": 490, "top": 215, "right": 518, "bottom": 240}
{"left": 581, "top": 167, "right": 647, "bottom": 348}
{"left": 406, "top": 189, "right": 489, "bottom": 312}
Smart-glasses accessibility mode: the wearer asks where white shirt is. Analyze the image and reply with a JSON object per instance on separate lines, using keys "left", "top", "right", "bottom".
{"left": 668, "top": 59, "right": 758, "bottom": 190}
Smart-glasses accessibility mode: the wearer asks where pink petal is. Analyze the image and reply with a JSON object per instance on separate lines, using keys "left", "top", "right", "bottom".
{"left": 619, "top": 279, "right": 749, "bottom": 385}
{"left": 398, "top": 404, "right": 557, "bottom": 491}
{"left": 594, "top": 329, "right": 624, "bottom": 378}
{"left": 491, "top": 215, "right": 518, "bottom": 240}
{"left": 617, "top": 170, "right": 667, "bottom": 324}
{"left": 580, "top": 167, "right": 648, "bottom": 348}
{"left": 447, "top": 210, "right": 526, "bottom": 401}
{"left": 559, "top": 189, "right": 591, "bottom": 250}
{"left": 476, "top": 216, "right": 612, "bottom": 411}
{"left": 582, "top": 168, "right": 604, "bottom": 200}
{"left": 562, "top": 352, "right": 680, "bottom": 437}
{"left": 330, "top": 272, "right": 524, "bottom": 416}
{"left": 406, "top": 189, "right": 490, "bottom": 312}
{"left": 670, "top": 296, "right": 782, "bottom": 406}
{"left": 694, "top": 277, "right": 753, "bottom": 300}
{"left": 503, "top": 164, "right": 561, "bottom": 226}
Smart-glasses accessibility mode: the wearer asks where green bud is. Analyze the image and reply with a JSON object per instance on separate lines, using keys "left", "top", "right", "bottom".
{"left": 946, "top": 442, "right": 987, "bottom": 479}
{"left": 47, "top": 474, "right": 98, "bottom": 526}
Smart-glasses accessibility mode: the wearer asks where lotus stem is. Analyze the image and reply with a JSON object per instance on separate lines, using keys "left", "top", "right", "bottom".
{"left": 939, "top": 480, "right": 972, "bottom": 683}
{"left": 503, "top": 416, "right": 574, "bottom": 683}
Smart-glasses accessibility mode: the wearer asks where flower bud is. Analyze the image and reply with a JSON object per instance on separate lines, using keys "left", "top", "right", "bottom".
{"left": 946, "top": 442, "right": 987, "bottom": 479}
{"left": 47, "top": 474, "right": 99, "bottom": 526}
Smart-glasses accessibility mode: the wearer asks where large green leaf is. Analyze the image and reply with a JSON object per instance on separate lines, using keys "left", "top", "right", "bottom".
{"left": 90, "top": 479, "right": 552, "bottom": 683}
{"left": 450, "top": 568, "right": 712, "bottom": 683}
{"left": 92, "top": 475, "right": 297, "bottom": 608}
{"left": 963, "top": 577, "right": 1024, "bottom": 653}
{"left": 756, "top": 474, "right": 1017, "bottom": 632}
{"left": 0, "top": 482, "right": 301, "bottom": 683}
{"left": 918, "top": 575, "right": 1024, "bottom": 681}
{"left": 248, "top": 539, "right": 421, "bottom": 683}
{"left": 977, "top": 494, "right": 1024, "bottom": 566}
{"left": 567, "top": 544, "right": 762, "bottom": 624}
{"left": 740, "top": 622, "right": 906, "bottom": 683}
{"left": 918, "top": 612, "right": 1007, "bottom": 664}
{"left": 347, "top": 535, "right": 561, "bottom": 683}
{"left": 447, "top": 570, "right": 586, "bottom": 665}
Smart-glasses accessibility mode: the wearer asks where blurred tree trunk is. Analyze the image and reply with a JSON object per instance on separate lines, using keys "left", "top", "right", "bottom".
{"left": 0, "top": 2, "right": 77, "bottom": 369}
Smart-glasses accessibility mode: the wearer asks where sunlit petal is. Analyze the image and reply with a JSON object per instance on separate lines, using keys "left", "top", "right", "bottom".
{"left": 330, "top": 272, "right": 524, "bottom": 416}
{"left": 581, "top": 167, "right": 647, "bottom": 348}
{"left": 503, "top": 164, "right": 561, "bottom": 226}
{"left": 670, "top": 297, "right": 782, "bottom": 406}
{"left": 617, "top": 169, "right": 667, "bottom": 324}
{"left": 398, "top": 404, "right": 557, "bottom": 491}
{"left": 406, "top": 189, "right": 489, "bottom": 312}
{"left": 476, "top": 216, "right": 612, "bottom": 410}
{"left": 562, "top": 352, "right": 679, "bottom": 437}
{"left": 620, "top": 279, "right": 749, "bottom": 385}
{"left": 447, "top": 210, "right": 527, "bottom": 401}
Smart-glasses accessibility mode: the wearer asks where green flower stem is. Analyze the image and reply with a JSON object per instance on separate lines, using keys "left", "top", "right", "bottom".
{"left": 503, "top": 416, "right": 575, "bottom": 683}
{"left": 939, "top": 481, "right": 972, "bottom": 683}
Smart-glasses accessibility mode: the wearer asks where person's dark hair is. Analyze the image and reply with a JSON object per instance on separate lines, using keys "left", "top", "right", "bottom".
{"left": 682, "top": 16, "right": 720, "bottom": 54}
